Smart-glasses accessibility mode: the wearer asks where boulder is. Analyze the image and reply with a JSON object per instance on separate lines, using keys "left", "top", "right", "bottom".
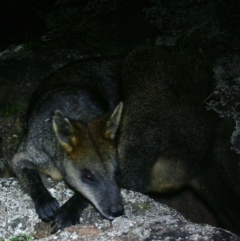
{"left": 0, "top": 178, "right": 239, "bottom": 241}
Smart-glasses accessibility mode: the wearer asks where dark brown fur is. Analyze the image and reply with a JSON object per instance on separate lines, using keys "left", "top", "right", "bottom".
{"left": 118, "top": 46, "right": 240, "bottom": 235}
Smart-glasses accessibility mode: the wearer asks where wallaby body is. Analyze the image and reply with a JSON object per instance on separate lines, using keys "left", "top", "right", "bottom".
{"left": 11, "top": 58, "right": 124, "bottom": 233}
{"left": 118, "top": 47, "right": 240, "bottom": 234}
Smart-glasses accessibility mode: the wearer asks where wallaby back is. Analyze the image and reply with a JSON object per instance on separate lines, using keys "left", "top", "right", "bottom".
{"left": 118, "top": 46, "right": 215, "bottom": 192}
{"left": 118, "top": 46, "right": 240, "bottom": 235}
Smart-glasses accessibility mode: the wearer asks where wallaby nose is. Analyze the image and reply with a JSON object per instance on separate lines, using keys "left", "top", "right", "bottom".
{"left": 108, "top": 204, "right": 124, "bottom": 217}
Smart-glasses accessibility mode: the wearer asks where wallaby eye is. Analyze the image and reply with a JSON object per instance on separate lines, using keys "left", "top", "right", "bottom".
{"left": 83, "top": 174, "right": 94, "bottom": 181}
{"left": 82, "top": 170, "right": 95, "bottom": 183}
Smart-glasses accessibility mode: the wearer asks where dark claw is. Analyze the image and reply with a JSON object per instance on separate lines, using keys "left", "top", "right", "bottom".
{"left": 51, "top": 225, "right": 59, "bottom": 234}
{"left": 51, "top": 222, "right": 62, "bottom": 234}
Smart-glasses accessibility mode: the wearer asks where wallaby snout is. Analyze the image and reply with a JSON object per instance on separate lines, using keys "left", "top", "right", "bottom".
{"left": 108, "top": 205, "right": 124, "bottom": 218}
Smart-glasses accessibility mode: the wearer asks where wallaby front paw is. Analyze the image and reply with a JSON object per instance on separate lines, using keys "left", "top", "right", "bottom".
{"left": 50, "top": 195, "right": 88, "bottom": 233}
{"left": 51, "top": 205, "right": 81, "bottom": 233}
{"left": 35, "top": 195, "right": 59, "bottom": 222}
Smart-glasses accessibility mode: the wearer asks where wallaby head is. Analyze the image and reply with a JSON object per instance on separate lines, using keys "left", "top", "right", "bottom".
{"left": 52, "top": 103, "right": 124, "bottom": 220}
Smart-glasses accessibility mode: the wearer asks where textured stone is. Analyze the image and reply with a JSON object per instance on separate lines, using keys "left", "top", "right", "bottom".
{"left": 0, "top": 178, "right": 239, "bottom": 241}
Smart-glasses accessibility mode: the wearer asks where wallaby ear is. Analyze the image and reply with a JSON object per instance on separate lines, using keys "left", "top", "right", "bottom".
{"left": 105, "top": 102, "right": 123, "bottom": 140}
{"left": 53, "top": 110, "right": 74, "bottom": 152}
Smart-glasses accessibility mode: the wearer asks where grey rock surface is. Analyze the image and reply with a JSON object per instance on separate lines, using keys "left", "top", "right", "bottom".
{"left": 206, "top": 54, "right": 240, "bottom": 154}
{"left": 0, "top": 178, "right": 239, "bottom": 241}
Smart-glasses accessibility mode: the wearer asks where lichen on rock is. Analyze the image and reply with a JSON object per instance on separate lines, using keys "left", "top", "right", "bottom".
{"left": 0, "top": 178, "right": 239, "bottom": 241}
{"left": 206, "top": 54, "right": 240, "bottom": 153}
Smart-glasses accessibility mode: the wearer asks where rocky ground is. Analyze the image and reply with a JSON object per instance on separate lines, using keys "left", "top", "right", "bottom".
{"left": 1, "top": 178, "right": 239, "bottom": 241}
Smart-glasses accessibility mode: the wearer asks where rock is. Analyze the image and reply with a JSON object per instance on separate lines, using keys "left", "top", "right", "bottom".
{"left": 0, "top": 178, "right": 239, "bottom": 241}
{"left": 206, "top": 54, "right": 240, "bottom": 154}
